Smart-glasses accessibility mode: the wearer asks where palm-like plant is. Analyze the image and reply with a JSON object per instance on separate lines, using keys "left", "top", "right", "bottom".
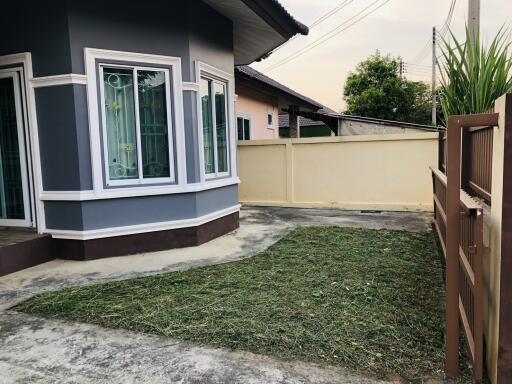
{"left": 438, "top": 27, "right": 512, "bottom": 124}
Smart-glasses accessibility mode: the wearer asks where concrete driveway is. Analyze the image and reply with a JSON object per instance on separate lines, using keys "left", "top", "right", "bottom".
{"left": 0, "top": 207, "right": 432, "bottom": 384}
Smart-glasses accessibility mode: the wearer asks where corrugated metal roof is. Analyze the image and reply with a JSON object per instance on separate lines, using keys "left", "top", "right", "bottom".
{"left": 279, "top": 115, "right": 327, "bottom": 128}
{"left": 235, "top": 65, "right": 323, "bottom": 109}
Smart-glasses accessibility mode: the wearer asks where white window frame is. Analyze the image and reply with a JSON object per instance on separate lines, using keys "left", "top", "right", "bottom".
{"left": 0, "top": 69, "right": 33, "bottom": 227}
{"left": 85, "top": 48, "right": 187, "bottom": 196}
{"left": 267, "top": 111, "right": 275, "bottom": 129}
{"left": 202, "top": 76, "right": 230, "bottom": 180}
{"left": 236, "top": 113, "right": 252, "bottom": 141}
{"left": 196, "top": 61, "right": 237, "bottom": 183}
{"left": 98, "top": 63, "right": 175, "bottom": 186}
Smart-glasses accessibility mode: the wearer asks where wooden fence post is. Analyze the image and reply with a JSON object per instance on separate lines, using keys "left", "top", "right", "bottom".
{"left": 445, "top": 116, "right": 462, "bottom": 378}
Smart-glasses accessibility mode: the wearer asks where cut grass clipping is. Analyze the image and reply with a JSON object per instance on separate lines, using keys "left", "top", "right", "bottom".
{"left": 19, "top": 227, "right": 454, "bottom": 381}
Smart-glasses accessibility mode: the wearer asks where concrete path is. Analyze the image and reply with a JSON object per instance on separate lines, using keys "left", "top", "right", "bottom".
{"left": 0, "top": 312, "right": 390, "bottom": 384}
{"left": 0, "top": 207, "right": 432, "bottom": 384}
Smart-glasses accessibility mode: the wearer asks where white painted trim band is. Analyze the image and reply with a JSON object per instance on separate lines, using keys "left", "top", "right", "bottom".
{"left": 47, "top": 204, "right": 241, "bottom": 240}
{"left": 237, "top": 132, "right": 440, "bottom": 146}
{"left": 182, "top": 82, "right": 200, "bottom": 92}
{"left": 40, "top": 178, "right": 240, "bottom": 201}
{"left": 31, "top": 74, "right": 88, "bottom": 88}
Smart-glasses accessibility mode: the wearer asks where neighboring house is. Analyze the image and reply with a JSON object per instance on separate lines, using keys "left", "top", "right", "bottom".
{"left": 235, "top": 65, "right": 324, "bottom": 140}
{"left": 0, "top": 0, "right": 307, "bottom": 275}
{"left": 234, "top": 67, "right": 438, "bottom": 140}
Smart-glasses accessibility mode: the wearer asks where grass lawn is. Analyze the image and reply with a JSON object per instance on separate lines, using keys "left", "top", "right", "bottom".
{"left": 18, "top": 227, "right": 454, "bottom": 382}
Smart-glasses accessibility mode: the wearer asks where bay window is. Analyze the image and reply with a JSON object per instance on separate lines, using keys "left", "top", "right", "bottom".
{"left": 99, "top": 64, "right": 174, "bottom": 186}
{"left": 200, "top": 76, "right": 229, "bottom": 178}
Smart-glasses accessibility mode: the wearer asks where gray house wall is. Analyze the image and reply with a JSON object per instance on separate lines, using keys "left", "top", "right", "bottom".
{"left": 0, "top": 2, "right": 72, "bottom": 77}
{"left": 45, "top": 185, "right": 239, "bottom": 231}
{"left": 34, "top": 85, "right": 93, "bottom": 191}
{"left": 1, "top": 0, "right": 239, "bottom": 234}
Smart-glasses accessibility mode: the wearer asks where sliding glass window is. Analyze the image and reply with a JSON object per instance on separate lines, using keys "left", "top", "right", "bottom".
{"left": 200, "top": 76, "right": 230, "bottom": 178}
{"left": 100, "top": 65, "right": 174, "bottom": 186}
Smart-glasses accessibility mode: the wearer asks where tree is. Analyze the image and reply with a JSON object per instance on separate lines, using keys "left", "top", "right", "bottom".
{"left": 438, "top": 27, "right": 512, "bottom": 123}
{"left": 343, "top": 52, "right": 433, "bottom": 125}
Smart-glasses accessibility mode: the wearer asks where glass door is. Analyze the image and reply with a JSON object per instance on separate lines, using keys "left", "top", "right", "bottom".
{"left": 0, "top": 71, "right": 31, "bottom": 227}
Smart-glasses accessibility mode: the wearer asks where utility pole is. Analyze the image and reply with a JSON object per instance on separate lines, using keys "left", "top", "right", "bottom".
{"left": 468, "top": 0, "right": 481, "bottom": 40}
{"left": 399, "top": 59, "right": 404, "bottom": 79}
{"left": 432, "top": 26, "right": 437, "bottom": 126}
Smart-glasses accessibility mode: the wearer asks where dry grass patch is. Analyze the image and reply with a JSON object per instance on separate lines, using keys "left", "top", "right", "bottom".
{"left": 18, "top": 227, "right": 468, "bottom": 382}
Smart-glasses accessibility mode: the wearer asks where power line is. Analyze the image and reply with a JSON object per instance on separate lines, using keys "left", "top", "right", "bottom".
{"left": 410, "top": 0, "right": 457, "bottom": 64}
{"left": 438, "top": 0, "right": 457, "bottom": 37}
{"left": 269, "top": 0, "right": 355, "bottom": 55}
{"left": 263, "top": 0, "right": 392, "bottom": 73}
{"left": 309, "top": 0, "right": 355, "bottom": 28}
{"left": 405, "top": 62, "right": 432, "bottom": 68}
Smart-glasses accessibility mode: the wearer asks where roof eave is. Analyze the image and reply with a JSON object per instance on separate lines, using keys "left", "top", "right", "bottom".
{"left": 235, "top": 71, "right": 322, "bottom": 111}
{"left": 240, "top": 0, "right": 309, "bottom": 39}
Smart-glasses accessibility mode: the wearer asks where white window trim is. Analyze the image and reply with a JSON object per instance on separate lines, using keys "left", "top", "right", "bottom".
{"left": 0, "top": 69, "right": 32, "bottom": 227}
{"left": 98, "top": 63, "right": 175, "bottom": 186}
{"left": 236, "top": 113, "right": 252, "bottom": 140}
{"left": 203, "top": 76, "right": 230, "bottom": 180}
{"left": 195, "top": 61, "right": 237, "bottom": 184}
{"left": 85, "top": 48, "right": 187, "bottom": 197}
{"left": 267, "top": 111, "right": 275, "bottom": 129}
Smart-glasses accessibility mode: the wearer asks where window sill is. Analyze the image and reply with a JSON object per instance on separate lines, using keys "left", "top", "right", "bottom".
{"left": 40, "top": 177, "right": 240, "bottom": 201}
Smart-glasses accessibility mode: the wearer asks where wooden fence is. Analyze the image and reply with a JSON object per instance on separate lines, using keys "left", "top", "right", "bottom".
{"left": 432, "top": 113, "right": 499, "bottom": 383}
{"left": 439, "top": 125, "right": 494, "bottom": 204}
{"left": 432, "top": 167, "right": 484, "bottom": 382}
{"left": 463, "top": 126, "right": 493, "bottom": 203}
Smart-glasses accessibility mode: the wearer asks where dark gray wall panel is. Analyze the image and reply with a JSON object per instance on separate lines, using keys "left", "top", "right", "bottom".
{"left": 80, "top": 194, "right": 197, "bottom": 230}
{"left": 196, "top": 185, "right": 239, "bottom": 217}
{"left": 44, "top": 185, "right": 239, "bottom": 231}
{"left": 188, "top": 2, "right": 235, "bottom": 77}
{"left": 73, "top": 86, "right": 94, "bottom": 190}
{"left": 183, "top": 91, "right": 201, "bottom": 183}
{"left": 44, "top": 201, "right": 84, "bottom": 231}
{"left": 35, "top": 85, "right": 91, "bottom": 191}
{"left": 67, "top": 0, "right": 191, "bottom": 78}
{"left": 0, "top": 1, "right": 72, "bottom": 77}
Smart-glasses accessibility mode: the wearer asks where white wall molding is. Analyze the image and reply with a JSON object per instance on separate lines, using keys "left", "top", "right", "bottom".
{"left": 31, "top": 74, "right": 88, "bottom": 88}
{"left": 39, "top": 177, "right": 240, "bottom": 201}
{"left": 182, "top": 82, "right": 200, "bottom": 92}
{"left": 47, "top": 204, "right": 241, "bottom": 240}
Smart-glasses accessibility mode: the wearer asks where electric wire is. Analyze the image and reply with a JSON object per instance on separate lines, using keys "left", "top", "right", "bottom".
{"left": 262, "top": 0, "right": 392, "bottom": 73}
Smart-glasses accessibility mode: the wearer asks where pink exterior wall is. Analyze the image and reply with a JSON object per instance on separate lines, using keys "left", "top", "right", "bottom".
{"left": 235, "top": 84, "right": 280, "bottom": 140}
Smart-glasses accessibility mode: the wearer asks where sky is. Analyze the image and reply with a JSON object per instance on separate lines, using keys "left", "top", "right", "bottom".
{"left": 251, "top": 0, "right": 512, "bottom": 112}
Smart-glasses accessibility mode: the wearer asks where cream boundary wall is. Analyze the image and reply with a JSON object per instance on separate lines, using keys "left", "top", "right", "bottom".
{"left": 235, "top": 85, "right": 279, "bottom": 140}
{"left": 238, "top": 133, "right": 438, "bottom": 211}
{"left": 482, "top": 94, "right": 507, "bottom": 384}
